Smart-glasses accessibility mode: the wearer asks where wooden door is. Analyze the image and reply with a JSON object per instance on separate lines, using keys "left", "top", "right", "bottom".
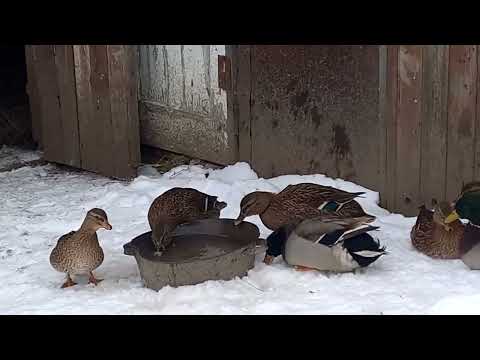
{"left": 25, "top": 45, "right": 141, "bottom": 179}
{"left": 236, "top": 45, "right": 381, "bottom": 189}
{"left": 137, "top": 45, "right": 237, "bottom": 164}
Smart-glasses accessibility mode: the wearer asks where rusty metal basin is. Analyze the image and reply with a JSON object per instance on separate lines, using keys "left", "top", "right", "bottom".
{"left": 123, "top": 218, "right": 260, "bottom": 291}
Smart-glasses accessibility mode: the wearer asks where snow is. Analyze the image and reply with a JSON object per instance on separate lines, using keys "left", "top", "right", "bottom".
{"left": 1, "top": 145, "right": 480, "bottom": 314}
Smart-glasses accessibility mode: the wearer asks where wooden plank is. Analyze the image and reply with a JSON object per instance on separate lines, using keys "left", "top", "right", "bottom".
{"left": 73, "top": 45, "right": 96, "bottom": 172}
{"left": 33, "top": 45, "right": 64, "bottom": 164}
{"left": 107, "top": 45, "right": 129, "bottom": 178}
{"left": 54, "top": 45, "right": 81, "bottom": 168}
{"left": 124, "top": 45, "right": 141, "bottom": 175}
{"left": 396, "top": 45, "right": 423, "bottom": 215}
{"left": 475, "top": 45, "right": 480, "bottom": 181}
{"left": 106, "top": 45, "right": 139, "bottom": 179}
{"left": 446, "top": 45, "right": 477, "bottom": 200}
{"left": 377, "top": 46, "right": 387, "bottom": 208}
{"left": 24, "top": 45, "right": 42, "bottom": 148}
{"left": 225, "top": 45, "right": 239, "bottom": 162}
{"left": 233, "top": 45, "right": 252, "bottom": 163}
{"left": 140, "top": 99, "right": 232, "bottom": 163}
{"left": 420, "top": 45, "right": 449, "bottom": 206}
{"left": 384, "top": 46, "right": 399, "bottom": 211}
{"left": 90, "top": 45, "right": 114, "bottom": 176}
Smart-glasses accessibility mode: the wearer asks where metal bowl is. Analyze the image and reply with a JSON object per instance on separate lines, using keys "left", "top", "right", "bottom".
{"left": 124, "top": 218, "right": 260, "bottom": 291}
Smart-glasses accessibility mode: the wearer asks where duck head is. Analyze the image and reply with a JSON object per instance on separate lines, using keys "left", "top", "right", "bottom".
{"left": 445, "top": 183, "right": 480, "bottom": 226}
{"left": 82, "top": 208, "right": 112, "bottom": 231}
{"left": 432, "top": 201, "right": 455, "bottom": 231}
{"left": 263, "top": 224, "right": 296, "bottom": 265}
{"left": 234, "top": 191, "right": 274, "bottom": 226}
{"left": 151, "top": 222, "right": 177, "bottom": 248}
{"left": 213, "top": 200, "right": 227, "bottom": 211}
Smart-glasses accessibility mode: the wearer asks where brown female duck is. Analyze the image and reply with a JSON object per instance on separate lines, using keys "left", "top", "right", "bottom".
{"left": 50, "top": 208, "right": 112, "bottom": 288}
{"left": 410, "top": 201, "right": 465, "bottom": 259}
{"left": 234, "top": 183, "right": 375, "bottom": 231}
{"left": 148, "top": 187, "right": 227, "bottom": 255}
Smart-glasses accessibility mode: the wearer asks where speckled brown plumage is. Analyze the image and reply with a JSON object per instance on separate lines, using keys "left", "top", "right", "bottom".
{"left": 235, "top": 183, "right": 375, "bottom": 231}
{"left": 410, "top": 203, "right": 465, "bottom": 259}
{"left": 148, "top": 187, "right": 227, "bottom": 253}
{"left": 49, "top": 208, "right": 112, "bottom": 288}
{"left": 279, "top": 183, "right": 367, "bottom": 207}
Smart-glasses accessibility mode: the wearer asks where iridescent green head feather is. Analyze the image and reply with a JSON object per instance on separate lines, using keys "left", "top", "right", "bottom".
{"left": 446, "top": 187, "right": 480, "bottom": 226}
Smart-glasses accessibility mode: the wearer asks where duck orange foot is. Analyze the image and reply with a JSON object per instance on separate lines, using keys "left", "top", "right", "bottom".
{"left": 61, "top": 275, "right": 77, "bottom": 288}
{"left": 294, "top": 265, "right": 316, "bottom": 272}
{"left": 88, "top": 272, "right": 103, "bottom": 286}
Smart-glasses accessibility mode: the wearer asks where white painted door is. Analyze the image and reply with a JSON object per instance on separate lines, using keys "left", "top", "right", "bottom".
{"left": 138, "top": 45, "right": 235, "bottom": 164}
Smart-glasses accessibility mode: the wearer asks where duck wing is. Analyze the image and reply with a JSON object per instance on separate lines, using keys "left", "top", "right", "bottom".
{"left": 278, "top": 183, "right": 365, "bottom": 209}
{"left": 57, "top": 231, "right": 76, "bottom": 245}
{"left": 314, "top": 225, "right": 379, "bottom": 247}
{"left": 410, "top": 205, "right": 434, "bottom": 243}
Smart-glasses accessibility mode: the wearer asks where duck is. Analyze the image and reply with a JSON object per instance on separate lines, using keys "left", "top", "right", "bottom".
{"left": 263, "top": 215, "right": 387, "bottom": 272}
{"left": 444, "top": 181, "right": 480, "bottom": 258}
{"left": 234, "top": 183, "right": 375, "bottom": 231}
{"left": 49, "top": 208, "right": 112, "bottom": 288}
{"left": 410, "top": 201, "right": 465, "bottom": 259}
{"left": 148, "top": 187, "right": 227, "bottom": 255}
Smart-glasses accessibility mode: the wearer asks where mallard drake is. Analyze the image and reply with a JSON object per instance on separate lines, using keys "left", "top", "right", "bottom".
{"left": 410, "top": 201, "right": 465, "bottom": 259}
{"left": 50, "top": 208, "right": 112, "bottom": 288}
{"left": 148, "top": 187, "right": 227, "bottom": 255}
{"left": 263, "top": 215, "right": 387, "bottom": 272}
{"left": 444, "top": 182, "right": 480, "bottom": 257}
{"left": 234, "top": 183, "right": 375, "bottom": 231}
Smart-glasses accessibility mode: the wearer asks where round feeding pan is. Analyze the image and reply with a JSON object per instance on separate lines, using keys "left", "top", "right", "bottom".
{"left": 124, "top": 218, "right": 260, "bottom": 291}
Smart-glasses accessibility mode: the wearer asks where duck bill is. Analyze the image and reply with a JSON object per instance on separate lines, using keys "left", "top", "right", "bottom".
{"left": 263, "top": 254, "right": 274, "bottom": 265}
{"left": 444, "top": 210, "right": 460, "bottom": 224}
{"left": 104, "top": 222, "right": 113, "bottom": 230}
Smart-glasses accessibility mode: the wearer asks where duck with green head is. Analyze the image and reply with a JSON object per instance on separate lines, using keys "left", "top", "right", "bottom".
{"left": 445, "top": 182, "right": 480, "bottom": 226}
{"left": 263, "top": 215, "right": 386, "bottom": 272}
{"left": 444, "top": 182, "right": 480, "bottom": 258}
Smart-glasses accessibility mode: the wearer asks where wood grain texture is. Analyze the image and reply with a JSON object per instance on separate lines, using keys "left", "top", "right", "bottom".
{"left": 396, "top": 45, "right": 423, "bottom": 215}
{"left": 383, "top": 46, "right": 399, "bottom": 211}
{"left": 420, "top": 45, "right": 449, "bottom": 206}
{"left": 54, "top": 45, "right": 81, "bottom": 167}
{"left": 446, "top": 45, "right": 477, "bottom": 200}
{"left": 138, "top": 45, "right": 235, "bottom": 164}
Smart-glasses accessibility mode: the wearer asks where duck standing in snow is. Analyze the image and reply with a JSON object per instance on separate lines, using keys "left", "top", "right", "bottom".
{"left": 148, "top": 187, "right": 227, "bottom": 255}
{"left": 50, "top": 208, "right": 112, "bottom": 288}
{"left": 263, "top": 215, "right": 387, "bottom": 272}
{"left": 234, "top": 183, "right": 375, "bottom": 231}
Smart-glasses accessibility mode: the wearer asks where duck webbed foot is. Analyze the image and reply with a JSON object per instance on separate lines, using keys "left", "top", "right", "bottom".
{"left": 294, "top": 265, "right": 316, "bottom": 272}
{"left": 61, "top": 274, "right": 77, "bottom": 288}
{"left": 88, "top": 272, "right": 103, "bottom": 286}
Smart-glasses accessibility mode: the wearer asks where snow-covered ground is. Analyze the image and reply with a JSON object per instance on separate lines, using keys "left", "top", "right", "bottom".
{"left": 1, "top": 145, "right": 479, "bottom": 315}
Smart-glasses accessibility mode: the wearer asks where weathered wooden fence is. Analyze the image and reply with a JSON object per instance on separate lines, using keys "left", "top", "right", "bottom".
{"left": 234, "top": 45, "right": 480, "bottom": 216}
{"left": 382, "top": 45, "right": 480, "bottom": 216}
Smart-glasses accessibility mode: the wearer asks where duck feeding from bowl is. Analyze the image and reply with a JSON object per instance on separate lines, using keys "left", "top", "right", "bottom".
{"left": 123, "top": 218, "right": 260, "bottom": 291}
